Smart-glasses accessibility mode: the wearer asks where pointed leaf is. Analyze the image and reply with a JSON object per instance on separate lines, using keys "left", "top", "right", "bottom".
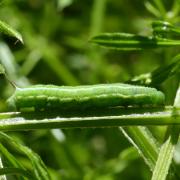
{"left": 128, "top": 54, "right": 180, "bottom": 86}
{"left": 0, "top": 20, "right": 23, "bottom": 43}
{"left": 90, "top": 33, "right": 180, "bottom": 50}
{"left": 151, "top": 84, "right": 180, "bottom": 180}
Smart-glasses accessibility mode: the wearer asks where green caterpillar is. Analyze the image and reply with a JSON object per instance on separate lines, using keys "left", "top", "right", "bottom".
{"left": 7, "top": 83, "right": 165, "bottom": 111}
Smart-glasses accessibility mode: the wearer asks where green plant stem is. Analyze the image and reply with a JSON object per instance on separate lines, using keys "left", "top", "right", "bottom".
{"left": 0, "top": 107, "right": 179, "bottom": 131}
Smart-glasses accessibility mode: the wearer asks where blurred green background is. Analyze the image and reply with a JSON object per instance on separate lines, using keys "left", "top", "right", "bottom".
{"left": 0, "top": 0, "right": 179, "bottom": 179}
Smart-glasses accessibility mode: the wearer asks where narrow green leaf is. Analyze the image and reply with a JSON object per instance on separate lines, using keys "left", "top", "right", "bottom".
{"left": 171, "top": 1, "right": 180, "bottom": 17}
{"left": 152, "top": 21, "right": 180, "bottom": 38}
{"left": 0, "top": 20, "right": 23, "bottom": 43}
{"left": 0, "top": 132, "right": 51, "bottom": 180}
{"left": 151, "top": 126, "right": 179, "bottom": 180}
{"left": 0, "top": 143, "right": 26, "bottom": 180}
{"left": 90, "top": 33, "right": 180, "bottom": 50}
{"left": 128, "top": 54, "right": 180, "bottom": 86}
{"left": 144, "top": 1, "right": 161, "bottom": 17}
{"left": 151, "top": 84, "right": 180, "bottom": 180}
{"left": 0, "top": 143, "right": 25, "bottom": 169}
{"left": 153, "top": 0, "right": 166, "bottom": 17}
{"left": 120, "top": 127, "right": 159, "bottom": 171}
{"left": 0, "top": 168, "right": 32, "bottom": 179}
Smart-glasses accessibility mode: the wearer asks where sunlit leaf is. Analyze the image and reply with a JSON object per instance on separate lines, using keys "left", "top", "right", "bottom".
{"left": 90, "top": 33, "right": 180, "bottom": 50}
{"left": 0, "top": 132, "right": 51, "bottom": 180}
{"left": 0, "top": 20, "right": 23, "bottom": 43}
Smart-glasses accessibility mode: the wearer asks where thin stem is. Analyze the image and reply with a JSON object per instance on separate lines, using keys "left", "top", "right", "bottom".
{"left": 0, "top": 107, "right": 179, "bottom": 131}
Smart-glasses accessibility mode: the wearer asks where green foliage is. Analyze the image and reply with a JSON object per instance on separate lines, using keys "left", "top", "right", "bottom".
{"left": 0, "top": 20, "right": 23, "bottom": 43}
{"left": 128, "top": 54, "right": 180, "bottom": 86}
{"left": 0, "top": 132, "right": 51, "bottom": 179}
{"left": 57, "top": 0, "right": 74, "bottom": 11}
{"left": 0, "top": 64, "right": 5, "bottom": 75}
{"left": 91, "top": 32, "right": 180, "bottom": 50}
{"left": 0, "top": 0, "right": 179, "bottom": 180}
